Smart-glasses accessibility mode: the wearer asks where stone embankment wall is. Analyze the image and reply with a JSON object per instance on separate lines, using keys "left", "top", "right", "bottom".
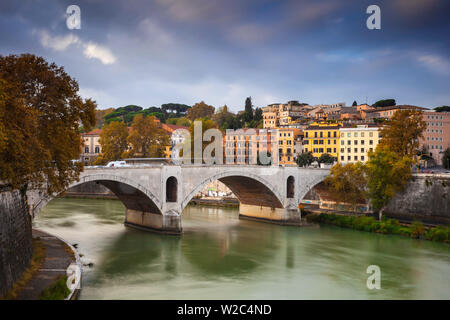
{"left": 0, "top": 184, "right": 33, "bottom": 296}
{"left": 385, "top": 174, "right": 450, "bottom": 225}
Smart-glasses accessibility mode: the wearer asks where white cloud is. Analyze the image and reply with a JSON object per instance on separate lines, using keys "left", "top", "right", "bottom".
{"left": 227, "top": 24, "right": 272, "bottom": 45}
{"left": 33, "top": 29, "right": 117, "bottom": 65}
{"left": 33, "top": 29, "right": 80, "bottom": 51}
{"left": 417, "top": 54, "right": 450, "bottom": 75}
{"left": 139, "top": 19, "right": 174, "bottom": 46}
{"left": 83, "top": 42, "right": 116, "bottom": 65}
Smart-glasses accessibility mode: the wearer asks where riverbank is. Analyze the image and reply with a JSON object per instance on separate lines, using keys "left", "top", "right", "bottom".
{"left": 305, "top": 212, "right": 449, "bottom": 243}
{"left": 1, "top": 229, "right": 81, "bottom": 300}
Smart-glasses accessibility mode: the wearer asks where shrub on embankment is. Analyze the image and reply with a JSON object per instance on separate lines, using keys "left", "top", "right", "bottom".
{"left": 305, "top": 213, "right": 449, "bottom": 243}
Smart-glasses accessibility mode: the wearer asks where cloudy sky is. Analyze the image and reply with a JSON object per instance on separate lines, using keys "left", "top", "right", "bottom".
{"left": 1, "top": 0, "right": 449, "bottom": 111}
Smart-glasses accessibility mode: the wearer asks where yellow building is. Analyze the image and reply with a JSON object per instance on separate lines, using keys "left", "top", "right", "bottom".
{"left": 338, "top": 124, "right": 380, "bottom": 164}
{"left": 277, "top": 128, "right": 302, "bottom": 165}
{"left": 303, "top": 122, "right": 340, "bottom": 160}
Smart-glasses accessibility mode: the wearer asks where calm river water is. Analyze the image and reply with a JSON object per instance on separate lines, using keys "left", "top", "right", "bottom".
{"left": 33, "top": 198, "right": 449, "bottom": 299}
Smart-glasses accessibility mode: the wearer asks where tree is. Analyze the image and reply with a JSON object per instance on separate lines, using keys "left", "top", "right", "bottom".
{"left": 244, "top": 97, "right": 254, "bottom": 122}
{"left": 213, "top": 105, "right": 236, "bottom": 130}
{"left": 161, "top": 103, "right": 191, "bottom": 115}
{"left": 366, "top": 147, "right": 413, "bottom": 219}
{"left": 94, "top": 108, "right": 115, "bottom": 128}
{"left": 373, "top": 99, "right": 396, "bottom": 108}
{"left": 378, "top": 109, "right": 427, "bottom": 158}
{"left": 0, "top": 54, "right": 96, "bottom": 194}
{"left": 166, "top": 117, "right": 191, "bottom": 127}
{"left": 434, "top": 106, "right": 450, "bottom": 112}
{"left": 186, "top": 101, "right": 215, "bottom": 121}
{"left": 125, "top": 115, "right": 169, "bottom": 158}
{"left": 442, "top": 148, "right": 450, "bottom": 169}
{"left": 94, "top": 121, "right": 129, "bottom": 165}
{"left": 187, "top": 118, "right": 219, "bottom": 161}
{"left": 318, "top": 153, "right": 335, "bottom": 164}
{"left": 352, "top": 101, "right": 358, "bottom": 106}
{"left": 325, "top": 163, "right": 367, "bottom": 208}
{"left": 296, "top": 152, "right": 314, "bottom": 167}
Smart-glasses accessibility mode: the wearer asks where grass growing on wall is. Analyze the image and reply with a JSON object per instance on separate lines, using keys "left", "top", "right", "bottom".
{"left": 306, "top": 213, "right": 449, "bottom": 243}
{"left": 0, "top": 238, "right": 46, "bottom": 299}
{"left": 39, "top": 275, "right": 71, "bottom": 300}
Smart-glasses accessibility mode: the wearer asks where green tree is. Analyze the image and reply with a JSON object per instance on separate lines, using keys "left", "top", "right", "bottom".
{"left": 296, "top": 152, "right": 314, "bottom": 167}
{"left": 0, "top": 54, "right": 96, "bottom": 194}
{"left": 166, "top": 117, "right": 191, "bottom": 127}
{"left": 366, "top": 147, "right": 413, "bottom": 219}
{"left": 325, "top": 163, "right": 367, "bottom": 208}
{"left": 352, "top": 101, "right": 358, "bottom": 106}
{"left": 318, "top": 153, "right": 335, "bottom": 164}
{"left": 125, "top": 115, "right": 169, "bottom": 158}
{"left": 94, "top": 121, "right": 129, "bottom": 165}
{"left": 378, "top": 109, "right": 427, "bottom": 158}
{"left": 213, "top": 105, "right": 236, "bottom": 130}
{"left": 442, "top": 148, "right": 450, "bottom": 169}
{"left": 244, "top": 97, "right": 254, "bottom": 123}
{"left": 433, "top": 106, "right": 450, "bottom": 112}
{"left": 186, "top": 101, "right": 215, "bottom": 121}
{"left": 373, "top": 99, "right": 396, "bottom": 108}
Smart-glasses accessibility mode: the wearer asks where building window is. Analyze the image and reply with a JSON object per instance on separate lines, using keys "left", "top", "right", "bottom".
{"left": 361, "top": 156, "right": 365, "bottom": 161}
{"left": 369, "top": 140, "right": 373, "bottom": 145}
{"left": 341, "top": 156, "right": 344, "bottom": 161}
{"left": 354, "top": 140, "right": 358, "bottom": 145}
{"left": 354, "top": 156, "right": 358, "bottom": 161}
{"left": 361, "top": 140, "right": 364, "bottom": 145}
{"left": 347, "top": 140, "right": 351, "bottom": 145}
{"left": 348, "top": 156, "right": 351, "bottom": 161}
{"left": 85, "top": 146, "right": 89, "bottom": 153}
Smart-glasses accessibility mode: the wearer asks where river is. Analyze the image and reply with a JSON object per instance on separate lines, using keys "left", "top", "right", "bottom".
{"left": 33, "top": 198, "right": 449, "bottom": 299}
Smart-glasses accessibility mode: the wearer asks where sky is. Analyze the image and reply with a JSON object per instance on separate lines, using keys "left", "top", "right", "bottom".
{"left": 0, "top": 0, "right": 449, "bottom": 112}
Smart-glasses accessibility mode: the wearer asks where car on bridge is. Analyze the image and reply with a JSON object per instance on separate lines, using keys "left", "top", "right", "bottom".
{"left": 105, "top": 161, "right": 130, "bottom": 168}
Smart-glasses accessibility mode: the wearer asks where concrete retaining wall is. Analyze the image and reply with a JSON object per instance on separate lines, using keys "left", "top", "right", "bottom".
{"left": 0, "top": 184, "right": 33, "bottom": 296}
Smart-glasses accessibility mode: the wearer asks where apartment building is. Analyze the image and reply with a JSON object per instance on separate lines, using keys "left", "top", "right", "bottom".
{"left": 80, "top": 129, "right": 102, "bottom": 165}
{"left": 277, "top": 128, "right": 303, "bottom": 165}
{"left": 225, "top": 129, "right": 275, "bottom": 164}
{"left": 420, "top": 111, "right": 450, "bottom": 165}
{"left": 363, "top": 105, "right": 426, "bottom": 120}
{"left": 303, "top": 122, "right": 340, "bottom": 160}
{"left": 338, "top": 124, "right": 380, "bottom": 164}
{"left": 262, "top": 101, "right": 311, "bottom": 128}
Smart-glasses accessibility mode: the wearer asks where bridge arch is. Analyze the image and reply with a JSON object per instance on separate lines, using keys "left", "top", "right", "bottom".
{"left": 181, "top": 171, "right": 285, "bottom": 211}
{"left": 296, "top": 174, "right": 327, "bottom": 203}
{"left": 32, "top": 174, "right": 162, "bottom": 217}
{"left": 166, "top": 176, "right": 178, "bottom": 202}
{"left": 287, "top": 176, "right": 295, "bottom": 198}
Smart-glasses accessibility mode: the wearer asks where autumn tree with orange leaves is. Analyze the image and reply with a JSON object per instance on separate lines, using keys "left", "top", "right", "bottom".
{"left": 0, "top": 54, "right": 96, "bottom": 194}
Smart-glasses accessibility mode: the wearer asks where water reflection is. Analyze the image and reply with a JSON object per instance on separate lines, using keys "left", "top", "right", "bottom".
{"left": 34, "top": 198, "right": 450, "bottom": 300}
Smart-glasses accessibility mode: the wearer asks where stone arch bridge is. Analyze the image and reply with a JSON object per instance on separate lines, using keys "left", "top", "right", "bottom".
{"left": 29, "top": 165, "right": 329, "bottom": 235}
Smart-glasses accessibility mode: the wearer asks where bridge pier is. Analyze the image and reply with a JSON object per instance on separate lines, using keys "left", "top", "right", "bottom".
{"left": 124, "top": 209, "right": 182, "bottom": 235}
{"left": 238, "top": 204, "right": 301, "bottom": 225}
